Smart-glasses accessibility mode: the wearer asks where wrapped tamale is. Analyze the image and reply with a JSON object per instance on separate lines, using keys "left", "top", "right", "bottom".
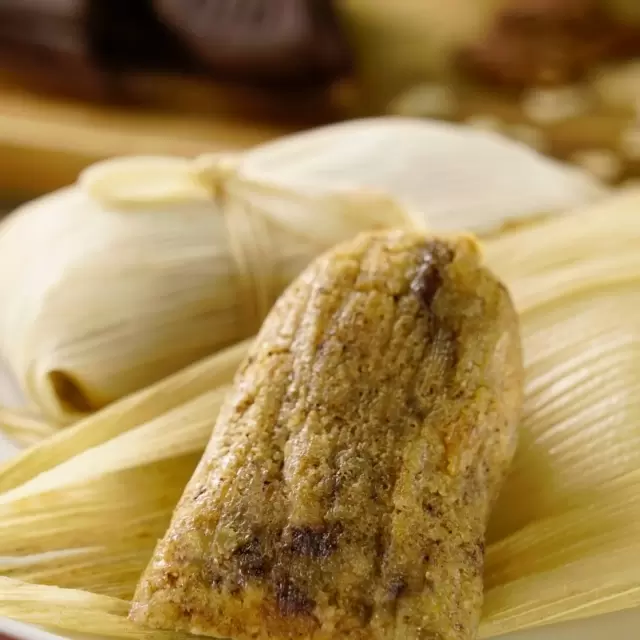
{"left": 131, "top": 230, "right": 524, "bottom": 640}
{"left": 2, "top": 118, "right": 589, "bottom": 423}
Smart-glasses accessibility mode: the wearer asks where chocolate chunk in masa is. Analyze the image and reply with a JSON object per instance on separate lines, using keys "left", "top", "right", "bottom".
{"left": 387, "top": 576, "right": 408, "bottom": 600}
{"left": 233, "top": 537, "right": 270, "bottom": 579}
{"left": 411, "top": 242, "right": 455, "bottom": 308}
{"left": 289, "top": 525, "right": 340, "bottom": 558}
{"left": 87, "top": 0, "right": 192, "bottom": 72}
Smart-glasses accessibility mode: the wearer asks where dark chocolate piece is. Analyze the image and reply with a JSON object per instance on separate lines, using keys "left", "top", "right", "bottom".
{"left": 411, "top": 241, "right": 455, "bottom": 309}
{"left": 86, "top": 0, "right": 193, "bottom": 72}
{"left": 0, "top": 0, "right": 86, "bottom": 55}
{"left": 0, "top": 0, "right": 191, "bottom": 71}
{"left": 153, "top": 0, "right": 352, "bottom": 85}
{"left": 0, "top": 0, "right": 110, "bottom": 100}
{"left": 0, "top": 0, "right": 351, "bottom": 100}
{"left": 0, "top": 0, "right": 195, "bottom": 100}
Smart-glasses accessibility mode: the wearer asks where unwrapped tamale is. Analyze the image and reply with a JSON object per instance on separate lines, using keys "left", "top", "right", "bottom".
{"left": 130, "top": 230, "right": 524, "bottom": 640}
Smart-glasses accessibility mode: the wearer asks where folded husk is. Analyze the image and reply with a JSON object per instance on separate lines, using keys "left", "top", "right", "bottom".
{"left": 0, "top": 190, "right": 639, "bottom": 638}
{"left": 0, "top": 408, "right": 57, "bottom": 448}
{"left": 0, "top": 118, "right": 605, "bottom": 424}
{"left": 0, "top": 338, "right": 248, "bottom": 495}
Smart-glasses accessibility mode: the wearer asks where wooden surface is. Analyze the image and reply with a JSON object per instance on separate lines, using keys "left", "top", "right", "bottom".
{"left": 0, "top": 73, "right": 339, "bottom": 197}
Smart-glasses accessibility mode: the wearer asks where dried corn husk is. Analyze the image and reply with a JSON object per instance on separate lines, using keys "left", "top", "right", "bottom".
{"left": 0, "top": 189, "right": 639, "bottom": 638}
{"left": 0, "top": 408, "right": 57, "bottom": 448}
{"left": 0, "top": 338, "right": 249, "bottom": 494}
{"left": 0, "top": 578, "right": 187, "bottom": 640}
{"left": 0, "top": 118, "right": 605, "bottom": 426}
{"left": 226, "top": 118, "right": 605, "bottom": 234}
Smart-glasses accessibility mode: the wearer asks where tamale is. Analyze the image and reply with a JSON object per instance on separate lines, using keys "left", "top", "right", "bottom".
{"left": 131, "top": 229, "right": 524, "bottom": 640}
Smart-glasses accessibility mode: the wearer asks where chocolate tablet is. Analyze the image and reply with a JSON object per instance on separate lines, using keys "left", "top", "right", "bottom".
{"left": 0, "top": 0, "right": 86, "bottom": 54}
{"left": 153, "top": 0, "right": 352, "bottom": 85}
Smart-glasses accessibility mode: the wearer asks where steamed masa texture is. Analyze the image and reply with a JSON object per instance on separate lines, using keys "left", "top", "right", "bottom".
{"left": 130, "top": 230, "right": 524, "bottom": 640}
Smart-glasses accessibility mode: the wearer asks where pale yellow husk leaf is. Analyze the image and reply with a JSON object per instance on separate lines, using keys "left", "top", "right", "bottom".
{"left": 1, "top": 190, "right": 640, "bottom": 638}
{"left": 0, "top": 577, "right": 188, "bottom": 639}
{"left": 0, "top": 408, "right": 57, "bottom": 448}
{"left": 0, "top": 386, "right": 228, "bottom": 505}
{"left": 0, "top": 339, "right": 248, "bottom": 494}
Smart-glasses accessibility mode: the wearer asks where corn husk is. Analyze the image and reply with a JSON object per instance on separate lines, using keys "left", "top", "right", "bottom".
{"left": 229, "top": 118, "right": 605, "bottom": 234}
{"left": 0, "top": 338, "right": 248, "bottom": 494}
{"left": 0, "top": 189, "right": 639, "bottom": 638}
{"left": 0, "top": 408, "right": 57, "bottom": 448}
{"left": 0, "top": 578, "right": 187, "bottom": 640}
{"left": 0, "top": 118, "right": 605, "bottom": 426}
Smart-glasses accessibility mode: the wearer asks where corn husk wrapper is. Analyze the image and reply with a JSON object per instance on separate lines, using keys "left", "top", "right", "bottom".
{"left": 0, "top": 190, "right": 639, "bottom": 638}
{"left": 0, "top": 118, "right": 604, "bottom": 425}
{"left": 229, "top": 118, "right": 605, "bottom": 234}
{"left": 0, "top": 408, "right": 57, "bottom": 448}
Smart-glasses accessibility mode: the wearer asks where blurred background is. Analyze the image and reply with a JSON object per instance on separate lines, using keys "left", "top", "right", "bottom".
{"left": 0, "top": 4, "right": 638, "bottom": 636}
{"left": 0, "top": 0, "right": 638, "bottom": 205}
